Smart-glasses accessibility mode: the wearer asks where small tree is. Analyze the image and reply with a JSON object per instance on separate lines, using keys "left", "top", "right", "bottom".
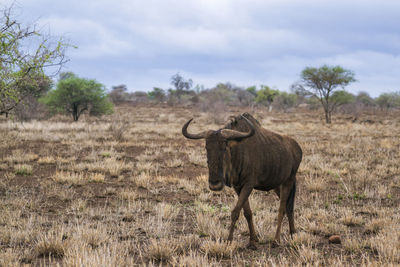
{"left": 246, "top": 86, "right": 257, "bottom": 97}
{"left": 0, "top": 4, "right": 70, "bottom": 117}
{"left": 170, "top": 73, "right": 193, "bottom": 103}
{"left": 376, "top": 92, "right": 400, "bottom": 111}
{"left": 356, "top": 91, "right": 375, "bottom": 107}
{"left": 148, "top": 87, "right": 166, "bottom": 102}
{"left": 41, "top": 73, "right": 113, "bottom": 121}
{"left": 109, "top": 84, "right": 129, "bottom": 105}
{"left": 14, "top": 73, "right": 53, "bottom": 120}
{"left": 255, "top": 85, "right": 279, "bottom": 111}
{"left": 292, "top": 65, "right": 356, "bottom": 123}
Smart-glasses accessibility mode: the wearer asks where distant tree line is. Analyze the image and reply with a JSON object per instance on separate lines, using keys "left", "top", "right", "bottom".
{"left": 108, "top": 70, "right": 400, "bottom": 123}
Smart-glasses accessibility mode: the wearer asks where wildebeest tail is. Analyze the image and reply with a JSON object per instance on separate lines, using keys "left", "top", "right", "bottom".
{"left": 286, "top": 180, "right": 296, "bottom": 216}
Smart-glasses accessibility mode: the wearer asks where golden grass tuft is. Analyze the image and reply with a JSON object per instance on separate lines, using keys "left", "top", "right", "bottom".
{"left": 34, "top": 229, "right": 66, "bottom": 258}
{"left": 175, "top": 235, "right": 202, "bottom": 254}
{"left": 166, "top": 157, "right": 184, "bottom": 168}
{"left": 53, "top": 171, "right": 105, "bottom": 184}
{"left": 155, "top": 202, "right": 180, "bottom": 221}
{"left": 118, "top": 189, "right": 137, "bottom": 202}
{"left": 195, "top": 212, "right": 227, "bottom": 239}
{"left": 342, "top": 236, "right": 368, "bottom": 254}
{"left": 289, "top": 231, "right": 319, "bottom": 248}
{"left": 4, "top": 150, "right": 38, "bottom": 164}
{"left": 341, "top": 210, "right": 364, "bottom": 227}
{"left": 64, "top": 242, "right": 133, "bottom": 266}
{"left": 37, "top": 156, "right": 56, "bottom": 164}
{"left": 200, "top": 238, "right": 239, "bottom": 259}
{"left": 147, "top": 238, "right": 177, "bottom": 263}
{"left": 171, "top": 252, "right": 217, "bottom": 267}
{"left": 364, "top": 218, "right": 386, "bottom": 234}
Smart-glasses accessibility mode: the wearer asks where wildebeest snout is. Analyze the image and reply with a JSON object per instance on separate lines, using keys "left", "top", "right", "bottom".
{"left": 209, "top": 180, "right": 224, "bottom": 191}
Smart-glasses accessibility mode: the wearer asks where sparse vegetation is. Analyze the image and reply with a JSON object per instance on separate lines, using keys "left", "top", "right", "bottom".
{"left": 0, "top": 105, "right": 399, "bottom": 265}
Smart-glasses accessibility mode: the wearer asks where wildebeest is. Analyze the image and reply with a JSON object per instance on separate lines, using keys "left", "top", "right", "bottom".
{"left": 182, "top": 113, "right": 302, "bottom": 249}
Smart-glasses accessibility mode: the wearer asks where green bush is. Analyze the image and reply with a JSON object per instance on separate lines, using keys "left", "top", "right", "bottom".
{"left": 41, "top": 73, "right": 113, "bottom": 121}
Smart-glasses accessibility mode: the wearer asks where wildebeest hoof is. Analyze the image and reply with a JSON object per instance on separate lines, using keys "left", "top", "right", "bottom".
{"left": 247, "top": 242, "right": 257, "bottom": 250}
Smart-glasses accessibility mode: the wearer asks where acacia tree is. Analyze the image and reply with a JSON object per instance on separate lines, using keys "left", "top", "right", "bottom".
{"left": 0, "top": 4, "right": 70, "bottom": 117}
{"left": 292, "top": 65, "right": 356, "bottom": 123}
{"left": 41, "top": 73, "right": 113, "bottom": 121}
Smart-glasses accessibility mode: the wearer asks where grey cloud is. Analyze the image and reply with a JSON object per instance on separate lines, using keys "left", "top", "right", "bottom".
{"left": 5, "top": 0, "right": 399, "bottom": 96}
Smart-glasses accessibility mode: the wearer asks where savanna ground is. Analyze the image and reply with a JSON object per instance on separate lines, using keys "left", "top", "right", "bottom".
{"left": 0, "top": 104, "right": 399, "bottom": 266}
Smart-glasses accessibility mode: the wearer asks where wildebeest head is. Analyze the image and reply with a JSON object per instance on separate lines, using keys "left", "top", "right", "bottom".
{"left": 182, "top": 115, "right": 255, "bottom": 191}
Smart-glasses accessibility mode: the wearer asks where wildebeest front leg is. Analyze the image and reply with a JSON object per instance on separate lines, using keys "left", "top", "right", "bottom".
{"left": 243, "top": 199, "right": 258, "bottom": 249}
{"left": 227, "top": 186, "right": 253, "bottom": 242}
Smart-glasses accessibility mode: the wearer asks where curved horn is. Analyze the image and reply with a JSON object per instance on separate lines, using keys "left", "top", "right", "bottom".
{"left": 223, "top": 116, "right": 236, "bottom": 129}
{"left": 220, "top": 115, "right": 255, "bottom": 140}
{"left": 182, "top": 118, "right": 208, "bottom": 139}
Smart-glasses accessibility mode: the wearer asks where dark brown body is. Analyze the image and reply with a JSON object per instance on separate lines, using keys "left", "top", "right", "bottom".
{"left": 182, "top": 113, "right": 302, "bottom": 249}
{"left": 226, "top": 114, "right": 302, "bottom": 192}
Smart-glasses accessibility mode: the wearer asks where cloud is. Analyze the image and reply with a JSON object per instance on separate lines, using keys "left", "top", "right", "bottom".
{"left": 4, "top": 0, "right": 399, "bottom": 96}
{"left": 38, "top": 16, "right": 133, "bottom": 58}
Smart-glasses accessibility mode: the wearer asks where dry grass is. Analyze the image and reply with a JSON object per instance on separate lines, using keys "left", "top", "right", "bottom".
{"left": 53, "top": 171, "right": 105, "bottom": 184}
{"left": 34, "top": 228, "right": 66, "bottom": 258}
{"left": 200, "top": 238, "right": 239, "bottom": 259}
{"left": 147, "top": 238, "right": 177, "bottom": 262}
{"left": 0, "top": 105, "right": 399, "bottom": 266}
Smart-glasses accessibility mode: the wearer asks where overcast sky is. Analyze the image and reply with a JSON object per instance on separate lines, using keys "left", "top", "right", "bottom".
{"left": 5, "top": 0, "right": 400, "bottom": 96}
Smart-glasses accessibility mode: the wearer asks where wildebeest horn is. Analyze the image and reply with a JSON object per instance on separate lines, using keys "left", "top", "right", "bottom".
{"left": 220, "top": 115, "right": 255, "bottom": 140}
{"left": 182, "top": 118, "right": 208, "bottom": 139}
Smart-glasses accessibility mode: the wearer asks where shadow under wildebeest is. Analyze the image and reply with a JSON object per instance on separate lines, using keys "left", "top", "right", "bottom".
{"left": 182, "top": 113, "right": 302, "bottom": 249}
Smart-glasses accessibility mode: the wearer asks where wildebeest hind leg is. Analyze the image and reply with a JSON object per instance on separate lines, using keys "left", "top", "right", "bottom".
{"left": 273, "top": 183, "right": 292, "bottom": 245}
{"left": 286, "top": 179, "right": 296, "bottom": 236}
{"left": 243, "top": 199, "right": 258, "bottom": 249}
{"left": 228, "top": 186, "right": 253, "bottom": 242}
